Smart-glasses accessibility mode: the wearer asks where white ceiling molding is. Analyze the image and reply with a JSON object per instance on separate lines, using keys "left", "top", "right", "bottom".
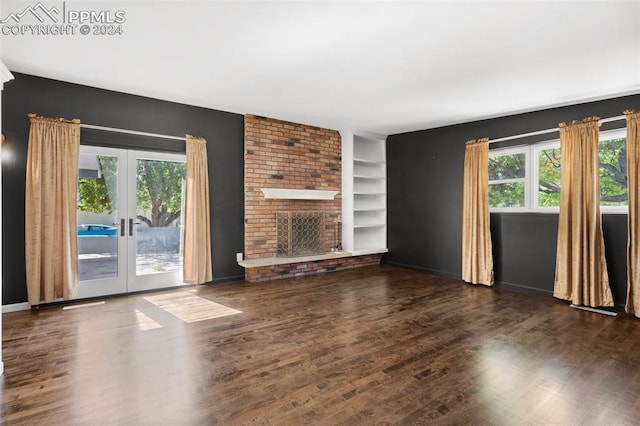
{"left": 0, "top": 61, "right": 14, "bottom": 88}
{"left": 261, "top": 188, "right": 338, "bottom": 200}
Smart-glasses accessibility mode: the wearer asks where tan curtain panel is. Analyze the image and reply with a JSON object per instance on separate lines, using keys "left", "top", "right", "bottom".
{"left": 462, "top": 138, "right": 494, "bottom": 286}
{"left": 183, "top": 135, "right": 213, "bottom": 284}
{"left": 25, "top": 114, "right": 81, "bottom": 305}
{"left": 553, "top": 117, "right": 613, "bottom": 307}
{"left": 626, "top": 110, "right": 640, "bottom": 316}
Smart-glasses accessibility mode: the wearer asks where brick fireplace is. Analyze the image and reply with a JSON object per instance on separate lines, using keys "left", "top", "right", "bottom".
{"left": 243, "top": 114, "right": 381, "bottom": 282}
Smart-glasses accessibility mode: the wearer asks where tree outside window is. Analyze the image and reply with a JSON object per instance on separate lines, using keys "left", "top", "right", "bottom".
{"left": 489, "top": 130, "right": 628, "bottom": 211}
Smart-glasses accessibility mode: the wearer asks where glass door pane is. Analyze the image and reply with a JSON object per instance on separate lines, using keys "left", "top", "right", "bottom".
{"left": 76, "top": 147, "right": 187, "bottom": 297}
{"left": 77, "top": 147, "right": 127, "bottom": 298}
{"left": 127, "top": 151, "right": 186, "bottom": 292}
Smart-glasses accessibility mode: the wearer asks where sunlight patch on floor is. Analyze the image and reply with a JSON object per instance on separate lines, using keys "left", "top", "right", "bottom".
{"left": 144, "top": 291, "right": 241, "bottom": 323}
{"left": 135, "top": 309, "right": 163, "bottom": 331}
{"left": 62, "top": 301, "right": 106, "bottom": 310}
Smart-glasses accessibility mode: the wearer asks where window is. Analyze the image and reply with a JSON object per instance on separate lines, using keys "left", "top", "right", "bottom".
{"left": 489, "top": 129, "right": 627, "bottom": 212}
{"left": 599, "top": 136, "right": 627, "bottom": 208}
{"left": 488, "top": 147, "right": 528, "bottom": 208}
{"left": 533, "top": 142, "right": 561, "bottom": 208}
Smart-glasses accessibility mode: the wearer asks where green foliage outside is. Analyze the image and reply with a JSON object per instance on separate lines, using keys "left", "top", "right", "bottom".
{"left": 537, "top": 147, "right": 561, "bottom": 207}
{"left": 78, "top": 156, "right": 118, "bottom": 215}
{"left": 488, "top": 182, "right": 525, "bottom": 208}
{"left": 136, "top": 159, "right": 186, "bottom": 227}
{"left": 78, "top": 156, "right": 186, "bottom": 227}
{"left": 598, "top": 138, "right": 627, "bottom": 206}
{"left": 488, "top": 153, "right": 526, "bottom": 180}
{"left": 488, "top": 153, "right": 525, "bottom": 207}
{"left": 489, "top": 138, "right": 628, "bottom": 208}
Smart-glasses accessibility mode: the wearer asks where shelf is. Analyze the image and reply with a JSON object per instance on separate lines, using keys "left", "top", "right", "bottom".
{"left": 354, "top": 157, "right": 384, "bottom": 165}
{"left": 354, "top": 208, "right": 386, "bottom": 212}
{"left": 354, "top": 223, "right": 386, "bottom": 228}
{"left": 352, "top": 247, "right": 389, "bottom": 256}
{"left": 354, "top": 174, "right": 385, "bottom": 180}
{"left": 354, "top": 192, "right": 385, "bottom": 196}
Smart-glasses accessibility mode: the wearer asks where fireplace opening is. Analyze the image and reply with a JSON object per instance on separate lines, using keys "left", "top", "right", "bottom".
{"left": 277, "top": 211, "right": 324, "bottom": 257}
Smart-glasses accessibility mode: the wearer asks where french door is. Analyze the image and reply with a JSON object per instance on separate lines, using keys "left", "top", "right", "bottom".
{"left": 76, "top": 146, "right": 187, "bottom": 298}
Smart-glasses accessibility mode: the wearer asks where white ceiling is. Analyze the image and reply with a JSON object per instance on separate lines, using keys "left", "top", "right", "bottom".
{"left": 1, "top": 1, "right": 640, "bottom": 135}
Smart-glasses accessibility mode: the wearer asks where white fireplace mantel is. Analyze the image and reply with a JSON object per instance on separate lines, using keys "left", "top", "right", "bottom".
{"left": 261, "top": 188, "right": 339, "bottom": 200}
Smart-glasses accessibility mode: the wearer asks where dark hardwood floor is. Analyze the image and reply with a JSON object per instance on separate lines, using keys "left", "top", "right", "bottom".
{"left": 2, "top": 264, "right": 640, "bottom": 425}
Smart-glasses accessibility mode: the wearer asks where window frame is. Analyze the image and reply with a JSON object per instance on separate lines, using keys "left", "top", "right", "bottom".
{"left": 597, "top": 128, "right": 628, "bottom": 214}
{"left": 488, "top": 145, "right": 530, "bottom": 212}
{"left": 531, "top": 139, "right": 561, "bottom": 213}
{"left": 489, "top": 128, "right": 628, "bottom": 214}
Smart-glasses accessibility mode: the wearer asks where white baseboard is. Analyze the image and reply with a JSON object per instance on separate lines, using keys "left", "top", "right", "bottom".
{"left": 570, "top": 304, "right": 618, "bottom": 316}
{"left": 2, "top": 302, "right": 30, "bottom": 313}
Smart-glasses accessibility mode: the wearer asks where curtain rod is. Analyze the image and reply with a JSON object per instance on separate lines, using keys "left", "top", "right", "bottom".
{"left": 80, "top": 123, "right": 186, "bottom": 141}
{"left": 488, "top": 115, "right": 626, "bottom": 145}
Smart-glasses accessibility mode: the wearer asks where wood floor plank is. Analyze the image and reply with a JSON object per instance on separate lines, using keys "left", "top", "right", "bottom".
{"left": 3, "top": 265, "right": 640, "bottom": 424}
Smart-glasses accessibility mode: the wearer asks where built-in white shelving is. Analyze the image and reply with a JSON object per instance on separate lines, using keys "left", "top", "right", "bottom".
{"left": 341, "top": 130, "right": 388, "bottom": 256}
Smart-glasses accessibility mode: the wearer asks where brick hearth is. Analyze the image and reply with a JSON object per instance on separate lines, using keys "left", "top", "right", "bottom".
{"left": 245, "top": 254, "right": 383, "bottom": 282}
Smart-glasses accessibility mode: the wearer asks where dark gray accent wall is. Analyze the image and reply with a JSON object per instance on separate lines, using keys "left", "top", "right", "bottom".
{"left": 386, "top": 94, "right": 640, "bottom": 306}
{"left": 2, "top": 73, "right": 245, "bottom": 304}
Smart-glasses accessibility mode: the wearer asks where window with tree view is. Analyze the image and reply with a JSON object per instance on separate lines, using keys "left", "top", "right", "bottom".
{"left": 535, "top": 143, "right": 561, "bottom": 207}
{"left": 598, "top": 137, "right": 627, "bottom": 207}
{"left": 488, "top": 149, "right": 527, "bottom": 208}
{"left": 489, "top": 129, "right": 628, "bottom": 212}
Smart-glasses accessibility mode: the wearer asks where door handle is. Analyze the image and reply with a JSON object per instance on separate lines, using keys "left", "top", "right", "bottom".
{"left": 120, "top": 218, "right": 125, "bottom": 237}
{"left": 129, "top": 218, "right": 134, "bottom": 236}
